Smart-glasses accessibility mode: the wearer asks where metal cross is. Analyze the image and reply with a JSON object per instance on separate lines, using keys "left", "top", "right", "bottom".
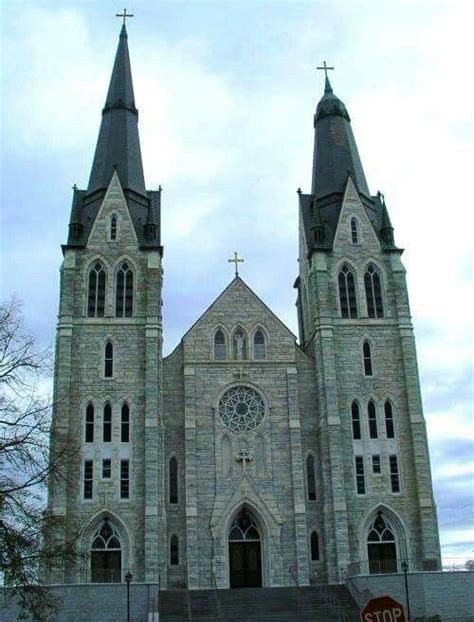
{"left": 317, "top": 61, "right": 334, "bottom": 79}
{"left": 116, "top": 8, "right": 134, "bottom": 25}
{"left": 237, "top": 449, "right": 253, "bottom": 474}
{"left": 228, "top": 251, "right": 244, "bottom": 277}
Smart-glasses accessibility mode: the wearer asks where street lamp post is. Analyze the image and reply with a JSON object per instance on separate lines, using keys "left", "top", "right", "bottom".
{"left": 125, "top": 570, "right": 133, "bottom": 622}
{"left": 401, "top": 561, "right": 411, "bottom": 621}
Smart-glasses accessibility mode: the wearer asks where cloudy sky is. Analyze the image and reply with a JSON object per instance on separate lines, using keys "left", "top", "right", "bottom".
{"left": 1, "top": 0, "right": 473, "bottom": 563}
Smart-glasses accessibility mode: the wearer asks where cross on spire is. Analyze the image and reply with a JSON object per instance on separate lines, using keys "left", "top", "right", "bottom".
{"left": 317, "top": 60, "right": 334, "bottom": 79}
{"left": 228, "top": 251, "right": 244, "bottom": 277}
{"left": 116, "top": 8, "right": 134, "bottom": 25}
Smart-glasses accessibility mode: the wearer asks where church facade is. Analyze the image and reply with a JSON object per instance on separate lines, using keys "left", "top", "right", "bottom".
{"left": 46, "top": 25, "right": 441, "bottom": 589}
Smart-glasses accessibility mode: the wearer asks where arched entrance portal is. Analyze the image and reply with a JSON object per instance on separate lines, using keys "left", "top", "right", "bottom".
{"left": 228, "top": 508, "right": 262, "bottom": 588}
{"left": 367, "top": 512, "right": 398, "bottom": 574}
{"left": 90, "top": 517, "right": 122, "bottom": 583}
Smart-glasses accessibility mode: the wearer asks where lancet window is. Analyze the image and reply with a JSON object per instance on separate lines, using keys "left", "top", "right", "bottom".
{"left": 214, "top": 329, "right": 226, "bottom": 360}
{"left": 170, "top": 535, "right": 179, "bottom": 566}
{"left": 88, "top": 261, "right": 106, "bottom": 317}
{"left": 103, "top": 403, "right": 112, "bottom": 442}
{"left": 169, "top": 456, "right": 178, "bottom": 504}
{"left": 368, "top": 400, "right": 378, "bottom": 439}
{"left": 365, "top": 264, "right": 384, "bottom": 318}
{"left": 115, "top": 261, "right": 134, "bottom": 317}
{"left": 351, "top": 217, "right": 359, "bottom": 244}
{"left": 363, "top": 341, "right": 373, "bottom": 376}
{"left": 104, "top": 341, "right": 113, "bottom": 378}
{"left": 306, "top": 454, "right": 317, "bottom": 501}
{"left": 85, "top": 402, "right": 94, "bottom": 443}
{"left": 311, "top": 531, "right": 320, "bottom": 561}
{"left": 351, "top": 401, "right": 361, "bottom": 440}
{"left": 384, "top": 401, "right": 395, "bottom": 438}
{"left": 253, "top": 329, "right": 266, "bottom": 360}
{"left": 91, "top": 517, "right": 121, "bottom": 583}
{"left": 338, "top": 264, "right": 358, "bottom": 318}
{"left": 121, "top": 403, "right": 130, "bottom": 442}
{"left": 110, "top": 214, "right": 118, "bottom": 241}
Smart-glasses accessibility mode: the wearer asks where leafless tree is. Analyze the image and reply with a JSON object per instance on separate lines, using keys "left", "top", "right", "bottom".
{"left": 0, "top": 298, "right": 79, "bottom": 620}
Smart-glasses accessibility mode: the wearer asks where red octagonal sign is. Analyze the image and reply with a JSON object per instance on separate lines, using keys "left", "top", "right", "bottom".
{"left": 361, "top": 595, "right": 406, "bottom": 622}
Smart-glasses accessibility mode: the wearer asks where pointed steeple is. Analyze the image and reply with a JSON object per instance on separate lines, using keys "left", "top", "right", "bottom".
{"left": 86, "top": 24, "right": 146, "bottom": 197}
{"left": 311, "top": 79, "right": 369, "bottom": 200}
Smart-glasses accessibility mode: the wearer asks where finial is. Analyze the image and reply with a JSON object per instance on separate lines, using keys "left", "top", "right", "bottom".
{"left": 72, "top": 183, "right": 78, "bottom": 192}
{"left": 116, "top": 8, "right": 134, "bottom": 26}
{"left": 317, "top": 61, "right": 334, "bottom": 93}
{"left": 297, "top": 187, "right": 302, "bottom": 195}
{"left": 158, "top": 185, "right": 162, "bottom": 192}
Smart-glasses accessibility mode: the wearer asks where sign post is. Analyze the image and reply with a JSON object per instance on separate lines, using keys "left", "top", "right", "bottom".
{"left": 361, "top": 595, "right": 407, "bottom": 622}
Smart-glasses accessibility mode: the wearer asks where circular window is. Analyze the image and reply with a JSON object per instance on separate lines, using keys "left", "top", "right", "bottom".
{"left": 218, "top": 386, "right": 265, "bottom": 432}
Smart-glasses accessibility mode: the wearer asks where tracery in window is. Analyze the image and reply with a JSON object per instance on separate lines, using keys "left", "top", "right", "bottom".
{"left": 368, "top": 400, "right": 378, "bottom": 439}
{"left": 91, "top": 517, "right": 121, "bottom": 582}
{"left": 365, "top": 264, "right": 384, "bottom": 318}
{"left": 85, "top": 402, "right": 94, "bottom": 443}
{"left": 218, "top": 386, "right": 265, "bottom": 433}
{"left": 338, "top": 264, "right": 358, "bottom": 318}
{"left": 104, "top": 341, "right": 113, "bottom": 378}
{"left": 115, "top": 261, "right": 134, "bottom": 317}
{"left": 311, "top": 531, "right": 320, "bottom": 561}
{"left": 363, "top": 341, "right": 373, "bottom": 376}
{"left": 121, "top": 403, "right": 130, "bottom": 442}
{"left": 214, "top": 329, "right": 226, "bottom": 361}
{"left": 228, "top": 508, "right": 260, "bottom": 541}
{"left": 103, "top": 403, "right": 112, "bottom": 442}
{"left": 351, "top": 401, "right": 361, "bottom": 440}
{"left": 88, "top": 261, "right": 106, "bottom": 317}
{"left": 253, "top": 329, "right": 266, "bottom": 360}
{"left": 306, "top": 454, "right": 317, "bottom": 501}
{"left": 170, "top": 535, "right": 179, "bottom": 566}
{"left": 367, "top": 512, "right": 397, "bottom": 574}
{"left": 384, "top": 401, "right": 395, "bottom": 438}
{"left": 110, "top": 214, "right": 118, "bottom": 241}
{"left": 232, "top": 327, "right": 247, "bottom": 360}
{"left": 351, "top": 217, "right": 359, "bottom": 244}
{"left": 169, "top": 456, "right": 178, "bottom": 504}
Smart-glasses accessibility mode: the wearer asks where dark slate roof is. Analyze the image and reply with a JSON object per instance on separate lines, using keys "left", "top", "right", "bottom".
{"left": 65, "top": 25, "right": 161, "bottom": 251}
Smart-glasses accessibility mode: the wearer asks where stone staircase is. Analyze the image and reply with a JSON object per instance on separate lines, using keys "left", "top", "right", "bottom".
{"left": 159, "top": 585, "right": 361, "bottom": 621}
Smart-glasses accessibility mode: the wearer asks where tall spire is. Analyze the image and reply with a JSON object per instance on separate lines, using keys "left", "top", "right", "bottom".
{"left": 311, "top": 77, "right": 369, "bottom": 200}
{"left": 86, "top": 24, "right": 146, "bottom": 197}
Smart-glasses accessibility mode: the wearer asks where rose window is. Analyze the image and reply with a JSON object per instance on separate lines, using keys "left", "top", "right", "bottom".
{"left": 218, "top": 386, "right": 265, "bottom": 432}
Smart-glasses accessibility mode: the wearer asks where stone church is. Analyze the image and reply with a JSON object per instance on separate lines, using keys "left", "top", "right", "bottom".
{"left": 47, "top": 24, "right": 441, "bottom": 590}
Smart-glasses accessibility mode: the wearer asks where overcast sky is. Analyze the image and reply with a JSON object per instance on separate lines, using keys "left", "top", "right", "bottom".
{"left": 1, "top": 0, "right": 473, "bottom": 563}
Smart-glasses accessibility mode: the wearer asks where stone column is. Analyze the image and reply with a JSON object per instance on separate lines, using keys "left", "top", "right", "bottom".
{"left": 184, "top": 366, "right": 199, "bottom": 588}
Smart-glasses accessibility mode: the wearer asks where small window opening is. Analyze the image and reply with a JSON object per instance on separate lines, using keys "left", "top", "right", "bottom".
{"left": 169, "top": 456, "right": 178, "bottom": 504}
{"left": 170, "top": 535, "right": 179, "bottom": 566}
{"left": 351, "top": 401, "right": 361, "bottom": 440}
{"left": 351, "top": 218, "right": 359, "bottom": 244}
{"left": 385, "top": 401, "right": 395, "bottom": 438}
{"left": 372, "top": 455, "right": 381, "bottom": 474}
{"left": 214, "top": 330, "right": 226, "bottom": 360}
{"left": 120, "top": 459, "right": 130, "bottom": 499}
{"left": 121, "top": 403, "right": 130, "bottom": 443}
{"left": 104, "top": 341, "right": 113, "bottom": 378}
{"left": 102, "top": 458, "right": 111, "bottom": 479}
{"left": 103, "top": 403, "right": 112, "bottom": 443}
{"left": 368, "top": 401, "right": 378, "bottom": 439}
{"left": 363, "top": 341, "right": 373, "bottom": 376}
{"left": 311, "top": 531, "right": 320, "bottom": 561}
{"left": 85, "top": 402, "right": 94, "bottom": 443}
{"left": 84, "top": 460, "right": 93, "bottom": 499}
{"left": 254, "top": 329, "right": 266, "bottom": 360}
{"left": 306, "top": 454, "right": 317, "bottom": 501}
{"left": 389, "top": 455, "right": 400, "bottom": 493}
{"left": 110, "top": 215, "right": 117, "bottom": 241}
{"left": 355, "top": 456, "right": 366, "bottom": 495}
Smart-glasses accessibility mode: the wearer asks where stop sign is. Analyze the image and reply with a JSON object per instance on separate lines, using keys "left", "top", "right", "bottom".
{"left": 361, "top": 595, "right": 406, "bottom": 622}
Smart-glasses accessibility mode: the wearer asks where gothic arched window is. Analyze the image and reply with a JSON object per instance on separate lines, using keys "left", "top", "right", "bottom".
{"left": 351, "top": 217, "right": 359, "bottom": 244}
{"left": 214, "top": 329, "right": 226, "bottom": 361}
{"left": 103, "top": 403, "right": 112, "bottom": 443}
{"left": 91, "top": 517, "right": 121, "bottom": 583}
{"left": 109, "top": 214, "right": 118, "bottom": 241}
{"left": 384, "top": 401, "right": 395, "bottom": 438}
{"left": 170, "top": 535, "right": 179, "bottom": 566}
{"left": 121, "top": 403, "right": 130, "bottom": 443}
{"left": 367, "top": 512, "right": 397, "bottom": 574}
{"left": 363, "top": 341, "right": 373, "bottom": 376}
{"left": 368, "top": 400, "right": 378, "bottom": 439}
{"left": 365, "top": 264, "right": 384, "bottom": 318}
{"left": 85, "top": 402, "right": 94, "bottom": 443}
{"left": 338, "top": 264, "right": 358, "bottom": 318}
{"left": 253, "top": 329, "right": 266, "bottom": 360}
{"left": 104, "top": 341, "right": 113, "bottom": 378}
{"left": 306, "top": 454, "right": 316, "bottom": 501}
{"left": 87, "top": 261, "right": 106, "bottom": 317}
{"left": 115, "top": 261, "right": 134, "bottom": 317}
{"left": 232, "top": 327, "right": 247, "bottom": 360}
{"left": 351, "top": 401, "right": 361, "bottom": 440}
{"left": 169, "top": 456, "right": 178, "bottom": 505}
{"left": 311, "top": 531, "right": 320, "bottom": 561}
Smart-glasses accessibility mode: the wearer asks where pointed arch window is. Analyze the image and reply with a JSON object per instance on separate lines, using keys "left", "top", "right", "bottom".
{"left": 169, "top": 456, "right": 178, "bottom": 504}
{"left": 365, "top": 264, "right": 384, "bottom": 318}
{"left": 384, "top": 401, "right": 395, "bottom": 438}
{"left": 121, "top": 403, "right": 130, "bottom": 443}
{"left": 363, "top": 341, "right": 373, "bottom": 376}
{"left": 103, "top": 403, "right": 112, "bottom": 443}
{"left": 306, "top": 454, "right": 316, "bottom": 501}
{"left": 311, "top": 531, "right": 320, "bottom": 561}
{"left": 338, "top": 264, "right": 358, "bottom": 318}
{"left": 232, "top": 327, "right": 247, "bottom": 360}
{"left": 104, "top": 341, "right": 113, "bottom": 378}
{"left": 85, "top": 402, "right": 94, "bottom": 443}
{"left": 351, "top": 401, "right": 361, "bottom": 440}
{"left": 367, "top": 512, "right": 397, "bottom": 574}
{"left": 214, "top": 329, "right": 226, "bottom": 361}
{"left": 91, "top": 517, "right": 121, "bottom": 582}
{"left": 109, "top": 214, "right": 118, "bottom": 241}
{"left": 351, "top": 217, "right": 359, "bottom": 244}
{"left": 254, "top": 329, "right": 266, "bottom": 360}
{"left": 88, "top": 261, "right": 106, "bottom": 317}
{"left": 368, "top": 400, "right": 378, "bottom": 439}
{"left": 170, "top": 535, "right": 179, "bottom": 566}
{"left": 115, "top": 261, "right": 134, "bottom": 317}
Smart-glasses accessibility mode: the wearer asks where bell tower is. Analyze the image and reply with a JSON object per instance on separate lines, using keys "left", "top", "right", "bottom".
{"left": 296, "top": 69, "right": 441, "bottom": 580}
{"left": 47, "top": 22, "right": 165, "bottom": 583}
